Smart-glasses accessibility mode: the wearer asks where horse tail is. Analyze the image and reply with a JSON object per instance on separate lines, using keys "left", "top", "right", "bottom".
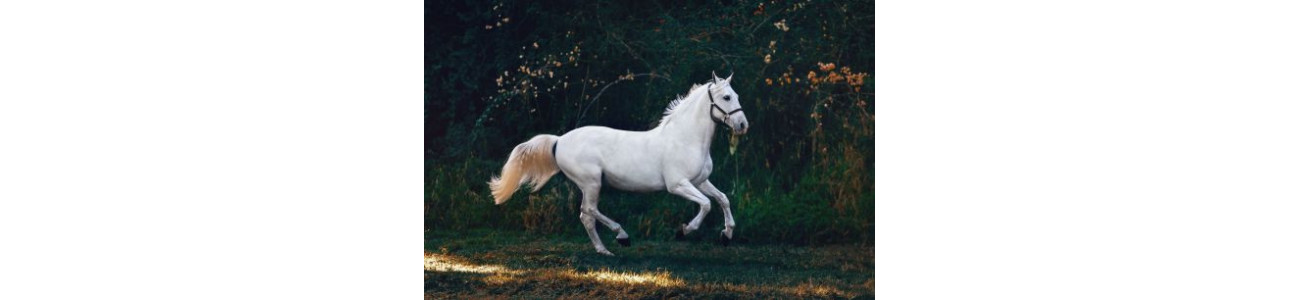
{"left": 489, "top": 134, "right": 560, "bottom": 205}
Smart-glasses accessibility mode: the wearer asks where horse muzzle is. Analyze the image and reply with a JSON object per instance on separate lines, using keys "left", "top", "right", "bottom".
{"left": 729, "top": 114, "right": 750, "bottom": 135}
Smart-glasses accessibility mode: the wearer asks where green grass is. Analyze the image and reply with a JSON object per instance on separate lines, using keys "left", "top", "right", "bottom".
{"left": 426, "top": 155, "right": 874, "bottom": 246}
{"left": 426, "top": 229, "right": 874, "bottom": 299}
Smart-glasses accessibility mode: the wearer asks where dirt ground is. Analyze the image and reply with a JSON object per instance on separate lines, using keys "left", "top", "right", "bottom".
{"left": 426, "top": 230, "right": 874, "bottom": 299}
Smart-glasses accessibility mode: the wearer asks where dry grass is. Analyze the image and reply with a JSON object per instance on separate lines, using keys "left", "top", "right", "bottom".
{"left": 426, "top": 230, "right": 874, "bottom": 299}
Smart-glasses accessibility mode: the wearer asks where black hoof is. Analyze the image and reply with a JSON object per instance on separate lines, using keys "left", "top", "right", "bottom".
{"left": 721, "top": 234, "right": 731, "bottom": 247}
{"left": 617, "top": 237, "right": 630, "bottom": 247}
{"left": 675, "top": 225, "right": 687, "bottom": 240}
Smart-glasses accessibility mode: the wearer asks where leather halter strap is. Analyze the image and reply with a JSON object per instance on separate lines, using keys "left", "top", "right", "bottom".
{"left": 706, "top": 83, "right": 743, "bottom": 124}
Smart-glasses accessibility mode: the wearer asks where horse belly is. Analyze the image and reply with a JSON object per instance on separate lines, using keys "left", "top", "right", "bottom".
{"left": 601, "top": 145, "right": 665, "bottom": 192}
{"left": 604, "top": 167, "right": 665, "bottom": 192}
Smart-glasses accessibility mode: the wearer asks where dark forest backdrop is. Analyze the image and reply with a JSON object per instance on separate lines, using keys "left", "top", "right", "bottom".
{"left": 427, "top": 0, "right": 873, "bottom": 245}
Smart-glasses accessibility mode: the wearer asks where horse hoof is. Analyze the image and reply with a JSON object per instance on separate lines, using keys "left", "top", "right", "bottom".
{"left": 675, "top": 229, "right": 686, "bottom": 240}
{"left": 720, "top": 233, "right": 731, "bottom": 247}
{"left": 617, "top": 237, "right": 630, "bottom": 247}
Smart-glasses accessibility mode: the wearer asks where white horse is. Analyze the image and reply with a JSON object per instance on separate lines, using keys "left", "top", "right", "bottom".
{"left": 489, "top": 72, "right": 749, "bottom": 256}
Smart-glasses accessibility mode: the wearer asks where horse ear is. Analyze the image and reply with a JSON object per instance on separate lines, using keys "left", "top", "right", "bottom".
{"left": 725, "top": 72, "right": 734, "bottom": 83}
{"left": 712, "top": 71, "right": 721, "bottom": 83}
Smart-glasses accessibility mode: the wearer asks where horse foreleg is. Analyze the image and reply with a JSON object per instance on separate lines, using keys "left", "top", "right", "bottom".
{"left": 669, "top": 179, "right": 712, "bottom": 236}
{"left": 698, "top": 180, "right": 736, "bottom": 243}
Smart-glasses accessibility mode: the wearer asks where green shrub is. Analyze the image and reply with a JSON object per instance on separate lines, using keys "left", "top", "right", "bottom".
{"left": 427, "top": 0, "right": 873, "bottom": 245}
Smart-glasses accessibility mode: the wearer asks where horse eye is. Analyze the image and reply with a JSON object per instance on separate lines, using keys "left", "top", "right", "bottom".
{"left": 723, "top": 95, "right": 731, "bottom": 101}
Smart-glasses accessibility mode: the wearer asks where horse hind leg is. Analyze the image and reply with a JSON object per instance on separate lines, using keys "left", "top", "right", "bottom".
{"left": 579, "top": 211, "right": 611, "bottom": 256}
{"left": 587, "top": 204, "right": 630, "bottom": 246}
{"left": 576, "top": 180, "right": 614, "bottom": 256}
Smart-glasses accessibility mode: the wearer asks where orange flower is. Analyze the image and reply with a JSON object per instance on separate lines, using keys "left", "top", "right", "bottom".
{"left": 818, "top": 62, "right": 836, "bottom": 72}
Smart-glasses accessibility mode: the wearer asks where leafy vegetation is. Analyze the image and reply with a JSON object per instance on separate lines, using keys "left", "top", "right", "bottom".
{"left": 427, "top": 0, "right": 873, "bottom": 245}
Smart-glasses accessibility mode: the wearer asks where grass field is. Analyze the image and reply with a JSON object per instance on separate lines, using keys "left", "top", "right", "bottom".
{"left": 425, "top": 229, "right": 874, "bottom": 299}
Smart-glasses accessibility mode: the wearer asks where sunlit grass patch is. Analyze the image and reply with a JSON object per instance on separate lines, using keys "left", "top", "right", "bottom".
{"left": 425, "top": 252, "right": 520, "bottom": 275}
{"left": 563, "top": 268, "right": 684, "bottom": 287}
{"left": 781, "top": 279, "right": 847, "bottom": 297}
{"left": 426, "top": 252, "right": 684, "bottom": 288}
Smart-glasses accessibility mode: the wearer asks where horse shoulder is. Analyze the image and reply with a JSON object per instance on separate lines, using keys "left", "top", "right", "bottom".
{"left": 659, "top": 148, "right": 713, "bottom": 185}
{"left": 695, "top": 155, "right": 715, "bottom": 183}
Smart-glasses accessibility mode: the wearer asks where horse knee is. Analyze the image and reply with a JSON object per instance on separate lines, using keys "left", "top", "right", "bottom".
{"left": 579, "top": 212, "right": 595, "bottom": 226}
{"left": 699, "top": 202, "right": 712, "bottom": 213}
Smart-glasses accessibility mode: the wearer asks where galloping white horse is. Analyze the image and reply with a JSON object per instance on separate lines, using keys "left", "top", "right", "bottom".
{"left": 489, "top": 72, "right": 749, "bottom": 256}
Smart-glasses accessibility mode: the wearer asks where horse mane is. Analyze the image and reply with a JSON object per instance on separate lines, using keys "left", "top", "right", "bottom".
{"left": 657, "top": 80, "right": 718, "bottom": 127}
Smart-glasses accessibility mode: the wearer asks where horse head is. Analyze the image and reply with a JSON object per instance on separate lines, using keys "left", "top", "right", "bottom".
{"left": 708, "top": 71, "right": 749, "bottom": 135}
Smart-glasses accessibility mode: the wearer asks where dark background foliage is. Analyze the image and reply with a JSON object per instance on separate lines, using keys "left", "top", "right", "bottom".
{"left": 427, "top": 0, "right": 873, "bottom": 245}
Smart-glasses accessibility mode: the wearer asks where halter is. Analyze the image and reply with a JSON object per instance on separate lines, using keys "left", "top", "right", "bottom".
{"left": 706, "top": 83, "right": 743, "bottom": 125}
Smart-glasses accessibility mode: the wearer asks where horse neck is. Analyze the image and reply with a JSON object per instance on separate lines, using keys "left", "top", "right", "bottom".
{"left": 660, "top": 88, "right": 717, "bottom": 149}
